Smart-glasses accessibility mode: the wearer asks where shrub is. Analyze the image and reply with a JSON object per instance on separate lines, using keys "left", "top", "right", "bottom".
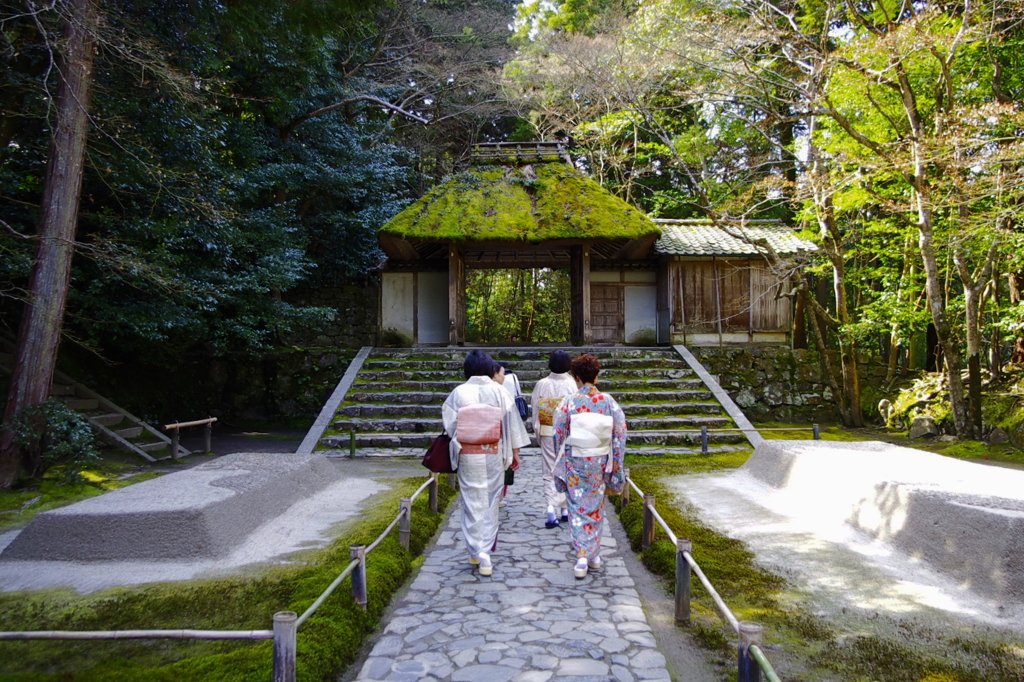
{"left": 4, "top": 399, "right": 100, "bottom": 483}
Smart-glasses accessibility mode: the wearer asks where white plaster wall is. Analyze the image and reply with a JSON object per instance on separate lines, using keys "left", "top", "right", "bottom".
{"left": 625, "top": 285, "right": 658, "bottom": 345}
{"left": 381, "top": 272, "right": 415, "bottom": 345}
{"left": 591, "top": 271, "right": 621, "bottom": 283}
{"left": 417, "top": 272, "right": 448, "bottom": 344}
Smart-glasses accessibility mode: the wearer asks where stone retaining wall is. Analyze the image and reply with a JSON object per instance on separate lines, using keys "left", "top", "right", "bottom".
{"left": 281, "top": 281, "right": 378, "bottom": 348}
{"left": 689, "top": 347, "right": 840, "bottom": 423}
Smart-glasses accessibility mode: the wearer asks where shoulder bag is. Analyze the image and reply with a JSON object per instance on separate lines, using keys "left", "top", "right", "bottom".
{"left": 422, "top": 433, "right": 455, "bottom": 473}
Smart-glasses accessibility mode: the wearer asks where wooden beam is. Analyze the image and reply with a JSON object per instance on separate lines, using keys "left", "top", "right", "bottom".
{"left": 570, "top": 245, "right": 592, "bottom": 345}
{"left": 448, "top": 244, "right": 465, "bottom": 346}
{"left": 612, "top": 233, "right": 659, "bottom": 260}
{"left": 379, "top": 233, "right": 419, "bottom": 260}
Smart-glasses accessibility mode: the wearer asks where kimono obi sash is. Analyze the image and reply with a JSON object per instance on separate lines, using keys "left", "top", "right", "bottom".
{"left": 457, "top": 402, "right": 503, "bottom": 455}
{"left": 567, "top": 411, "right": 614, "bottom": 459}
{"left": 537, "top": 396, "right": 563, "bottom": 436}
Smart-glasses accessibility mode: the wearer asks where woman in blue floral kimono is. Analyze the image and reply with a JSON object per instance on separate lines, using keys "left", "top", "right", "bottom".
{"left": 553, "top": 353, "right": 626, "bottom": 579}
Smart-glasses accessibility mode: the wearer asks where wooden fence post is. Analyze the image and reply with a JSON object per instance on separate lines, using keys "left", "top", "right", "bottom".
{"left": 429, "top": 472, "right": 439, "bottom": 513}
{"left": 738, "top": 621, "right": 763, "bottom": 682}
{"left": 399, "top": 498, "right": 412, "bottom": 550}
{"left": 642, "top": 494, "right": 656, "bottom": 550}
{"left": 675, "top": 539, "right": 692, "bottom": 624}
{"left": 272, "top": 611, "right": 297, "bottom": 682}
{"left": 350, "top": 544, "right": 367, "bottom": 609}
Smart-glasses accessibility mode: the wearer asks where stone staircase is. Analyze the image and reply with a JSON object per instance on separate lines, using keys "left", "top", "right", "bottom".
{"left": 321, "top": 347, "right": 748, "bottom": 455}
{"left": 0, "top": 341, "right": 187, "bottom": 461}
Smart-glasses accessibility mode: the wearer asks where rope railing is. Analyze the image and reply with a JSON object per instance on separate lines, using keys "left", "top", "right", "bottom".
{"left": 0, "top": 471, "right": 447, "bottom": 682}
{"left": 623, "top": 469, "right": 780, "bottom": 682}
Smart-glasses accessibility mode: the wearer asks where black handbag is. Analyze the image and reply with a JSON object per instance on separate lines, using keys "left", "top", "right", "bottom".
{"left": 422, "top": 433, "right": 455, "bottom": 473}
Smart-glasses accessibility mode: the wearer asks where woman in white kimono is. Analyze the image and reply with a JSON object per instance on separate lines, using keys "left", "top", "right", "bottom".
{"left": 442, "top": 350, "right": 531, "bottom": 576}
{"left": 530, "top": 350, "right": 576, "bottom": 528}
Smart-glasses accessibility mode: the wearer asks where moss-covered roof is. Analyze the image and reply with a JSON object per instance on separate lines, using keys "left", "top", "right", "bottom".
{"left": 379, "top": 163, "right": 660, "bottom": 243}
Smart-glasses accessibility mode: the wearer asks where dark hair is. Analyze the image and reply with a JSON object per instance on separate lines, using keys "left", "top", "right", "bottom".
{"left": 463, "top": 350, "right": 496, "bottom": 379}
{"left": 570, "top": 353, "right": 601, "bottom": 384}
{"left": 548, "top": 350, "right": 571, "bottom": 374}
{"left": 496, "top": 361, "right": 511, "bottom": 372}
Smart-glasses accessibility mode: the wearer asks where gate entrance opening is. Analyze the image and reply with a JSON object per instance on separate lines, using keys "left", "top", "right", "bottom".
{"left": 465, "top": 268, "right": 570, "bottom": 344}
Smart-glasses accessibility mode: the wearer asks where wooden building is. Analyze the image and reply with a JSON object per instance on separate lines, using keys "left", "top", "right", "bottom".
{"left": 376, "top": 142, "right": 815, "bottom": 347}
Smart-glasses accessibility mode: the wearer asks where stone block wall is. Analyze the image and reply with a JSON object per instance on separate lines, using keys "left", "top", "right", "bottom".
{"left": 690, "top": 347, "right": 839, "bottom": 423}
{"left": 281, "top": 282, "right": 378, "bottom": 348}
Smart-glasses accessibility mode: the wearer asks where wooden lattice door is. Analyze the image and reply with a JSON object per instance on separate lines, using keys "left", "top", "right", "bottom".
{"left": 591, "top": 284, "right": 623, "bottom": 344}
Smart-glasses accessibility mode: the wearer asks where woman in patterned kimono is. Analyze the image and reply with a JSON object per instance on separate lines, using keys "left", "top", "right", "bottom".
{"left": 442, "top": 350, "right": 531, "bottom": 576}
{"left": 552, "top": 353, "right": 626, "bottom": 579}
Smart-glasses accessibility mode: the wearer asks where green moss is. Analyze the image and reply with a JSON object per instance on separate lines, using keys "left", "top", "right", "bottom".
{"left": 0, "top": 478, "right": 455, "bottom": 681}
{"left": 380, "top": 163, "right": 659, "bottom": 242}
{"left": 379, "top": 327, "right": 414, "bottom": 348}
{"left": 752, "top": 421, "right": 855, "bottom": 441}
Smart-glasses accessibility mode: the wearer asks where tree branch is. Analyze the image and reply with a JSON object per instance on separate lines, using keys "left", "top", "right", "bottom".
{"left": 280, "top": 95, "right": 430, "bottom": 142}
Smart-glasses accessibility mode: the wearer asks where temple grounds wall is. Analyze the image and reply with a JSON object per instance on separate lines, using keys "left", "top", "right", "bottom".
{"left": 689, "top": 347, "right": 869, "bottom": 423}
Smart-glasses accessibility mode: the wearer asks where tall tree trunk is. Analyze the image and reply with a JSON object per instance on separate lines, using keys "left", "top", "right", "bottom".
{"left": 807, "top": 114, "right": 863, "bottom": 427}
{"left": 1010, "top": 272, "right": 1024, "bottom": 364}
{"left": 954, "top": 242, "right": 998, "bottom": 438}
{"left": 988, "top": 266, "right": 1001, "bottom": 379}
{"left": 0, "top": 0, "right": 99, "bottom": 487}
{"left": 916, "top": 192, "right": 970, "bottom": 436}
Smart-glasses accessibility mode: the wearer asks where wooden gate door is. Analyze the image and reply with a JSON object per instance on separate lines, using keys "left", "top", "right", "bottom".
{"left": 591, "top": 284, "right": 623, "bottom": 344}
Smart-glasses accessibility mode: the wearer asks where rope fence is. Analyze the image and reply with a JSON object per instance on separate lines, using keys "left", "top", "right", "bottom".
{"left": 624, "top": 471, "right": 783, "bottom": 682}
{"left": 0, "top": 471, "right": 448, "bottom": 682}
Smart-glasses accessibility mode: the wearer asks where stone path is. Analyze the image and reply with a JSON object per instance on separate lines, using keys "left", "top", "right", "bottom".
{"left": 354, "top": 450, "right": 673, "bottom": 682}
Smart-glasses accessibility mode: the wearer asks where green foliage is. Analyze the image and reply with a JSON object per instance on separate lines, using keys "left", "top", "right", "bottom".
{"left": 0, "top": 0, "right": 407, "bottom": 357}
{"left": 466, "top": 268, "right": 571, "bottom": 343}
{"left": 3, "top": 400, "right": 100, "bottom": 483}
{"left": 0, "top": 476, "right": 455, "bottom": 681}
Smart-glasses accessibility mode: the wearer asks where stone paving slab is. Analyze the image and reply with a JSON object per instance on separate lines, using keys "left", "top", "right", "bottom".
{"left": 354, "top": 449, "right": 673, "bottom": 682}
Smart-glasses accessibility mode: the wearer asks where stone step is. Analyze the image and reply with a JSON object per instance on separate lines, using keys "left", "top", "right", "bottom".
{"left": 321, "top": 429, "right": 743, "bottom": 451}
{"left": 361, "top": 357, "right": 690, "bottom": 371}
{"left": 337, "top": 401, "right": 724, "bottom": 419}
{"left": 351, "top": 378, "right": 706, "bottom": 393}
{"left": 345, "top": 388, "right": 714, "bottom": 406}
{"left": 372, "top": 347, "right": 681, "bottom": 361}
{"left": 332, "top": 414, "right": 729, "bottom": 434}
{"left": 621, "top": 402, "right": 723, "bottom": 416}
{"left": 626, "top": 430, "right": 747, "bottom": 445}
{"left": 137, "top": 440, "right": 171, "bottom": 452}
{"left": 115, "top": 426, "right": 144, "bottom": 439}
{"left": 89, "top": 413, "right": 125, "bottom": 427}
{"left": 354, "top": 367, "right": 695, "bottom": 383}
{"left": 62, "top": 397, "right": 99, "bottom": 410}
{"left": 625, "top": 443, "right": 751, "bottom": 456}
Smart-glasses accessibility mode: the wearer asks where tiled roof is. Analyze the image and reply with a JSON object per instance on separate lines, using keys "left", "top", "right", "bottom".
{"left": 654, "top": 219, "right": 817, "bottom": 257}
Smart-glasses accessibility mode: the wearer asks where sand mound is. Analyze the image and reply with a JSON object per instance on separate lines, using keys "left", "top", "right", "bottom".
{"left": 744, "top": 441, "right": 1024, "bottom": 602}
